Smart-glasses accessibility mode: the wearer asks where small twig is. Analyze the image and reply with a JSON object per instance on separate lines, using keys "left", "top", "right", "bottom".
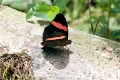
{"left": 93, "top": 20, "right": 99, "bottom": 34}
{"left": 87, "top": 0, "right": 94, "bottom": 33}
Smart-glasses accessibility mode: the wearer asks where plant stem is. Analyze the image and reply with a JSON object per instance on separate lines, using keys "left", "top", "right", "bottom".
{"left": 107, "top": 0, "right": 111, "bottom": 38}
{"left": 88, "top": 0, "right": 94, "bottom": 33}
{"left": 93, "top": 20, "right": 99, "bottom": 34}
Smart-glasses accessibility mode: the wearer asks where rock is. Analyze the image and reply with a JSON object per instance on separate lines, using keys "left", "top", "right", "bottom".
{"left": 0, "top": 5, "right": 120, "bottom": 80}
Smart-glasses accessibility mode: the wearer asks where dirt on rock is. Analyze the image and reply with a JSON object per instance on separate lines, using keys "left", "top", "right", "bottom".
{"left": 0, "top": 46, "right": 34, "bottom": 80}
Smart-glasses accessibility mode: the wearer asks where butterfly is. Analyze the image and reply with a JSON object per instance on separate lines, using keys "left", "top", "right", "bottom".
{"left": 41, "top": 13, "right": 72, "bottom": 46}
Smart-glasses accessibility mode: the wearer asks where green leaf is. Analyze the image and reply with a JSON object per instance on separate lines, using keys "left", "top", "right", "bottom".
{"left": 26, "top": 2, "right": 60, "bottom": 21}
{"left": 52, "top": 6, "right": 60, "bottom": 15}
{"left": 26, "top": 8, "right": 34, "bottom": 19}
{"left": 110, "top": 6, "right": 120, "bottom": 13}
{"left": 111, "top": 30, "right": 120, "bottom": 39}
{"left": 53, "top": 0, "right": 67, "bottom": 13}
{"left": 47, "top": 6, "right": 60, "bottom": 21}
{"left": 99, "top": 16, "right": 107, "bottom": 26}
{"left": 34, "top": 2, "right": 51, "bottom": 14}
{"left": 47, "top": 11, "right": 55, "bottom": 21}
{"left": 26, "top": 2, "right": 52, "bottom": 20}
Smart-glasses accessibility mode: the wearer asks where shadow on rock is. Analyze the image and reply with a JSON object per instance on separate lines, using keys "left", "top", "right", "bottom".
{"left": 27, "top": 19, "right": 49, "bottom": 25}
{"left": 41, "top": 47, "right": 73, "bottom": 70}
{"left": 37, "top": 20, "right": 50, "bottom": 26}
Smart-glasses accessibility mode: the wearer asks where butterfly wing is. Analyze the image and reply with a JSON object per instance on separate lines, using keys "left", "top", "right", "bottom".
{"left": 41, "top": 32, "right": 68, "bottom": 46}
{"left": 41, "top": 13, "right": 71, "bottom": 46}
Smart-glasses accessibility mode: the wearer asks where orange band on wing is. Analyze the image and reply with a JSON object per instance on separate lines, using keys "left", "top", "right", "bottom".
{"left": 46, "top": 36, "right": 66, "bottom": 41}
{"left": 51, "top": 21, "right": 68, "bottom": 31}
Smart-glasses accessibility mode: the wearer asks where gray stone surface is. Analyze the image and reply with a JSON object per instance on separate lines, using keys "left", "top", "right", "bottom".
{"left": 0, "top": 6, "right": 120, "bottom": 80}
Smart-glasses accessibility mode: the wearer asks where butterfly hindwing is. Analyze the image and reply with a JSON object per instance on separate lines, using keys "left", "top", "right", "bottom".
{"left": 41, "top": 32, "right": 68, "bottom": 46}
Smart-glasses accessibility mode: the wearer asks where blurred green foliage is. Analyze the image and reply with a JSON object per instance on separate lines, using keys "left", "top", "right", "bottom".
{"left": 1, "top": 0, "right": 120, "bottom": 42}
{"left": 26, "top": 2, "right": 60, "bottom": 21}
